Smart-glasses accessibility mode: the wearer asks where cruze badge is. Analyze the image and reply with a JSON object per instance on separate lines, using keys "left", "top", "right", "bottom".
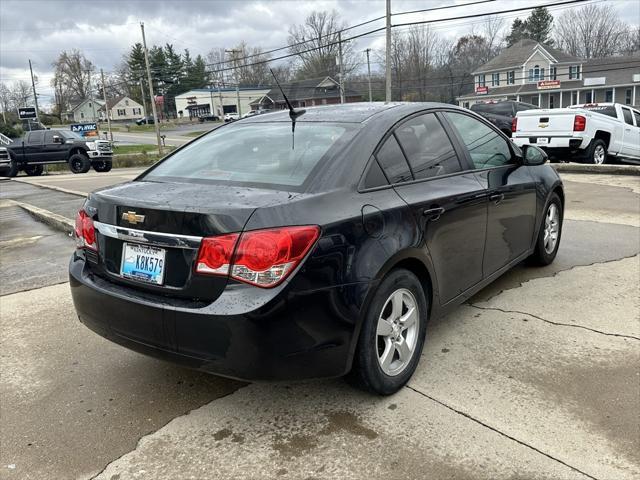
{"left": 122, "top": 211, "right": 145, "bottom": 224}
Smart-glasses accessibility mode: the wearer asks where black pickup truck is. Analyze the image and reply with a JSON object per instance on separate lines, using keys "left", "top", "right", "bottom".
{"left": 4, "top": 129, "right": 113, "bottom": 177}
{"left": 470, "top": 100, "right": 537, "bottom": 137}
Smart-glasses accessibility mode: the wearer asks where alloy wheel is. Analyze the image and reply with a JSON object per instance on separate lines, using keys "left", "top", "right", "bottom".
{"left": 376, "top": 288, "right": 420, "bottom": 376}
{"left": 543, "top": 203, "right": 559, "bottom": 254}
{"left": 593, "top": 145, "right": 605, "bottom": 164}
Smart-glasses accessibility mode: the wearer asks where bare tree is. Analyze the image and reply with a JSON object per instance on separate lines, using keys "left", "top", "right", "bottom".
{"left": 288, "top": 10, "right": 356, "bottom": 79}
{"left": 554, "top": 4, "right": 631, "bottom": 58}
{"left": 476, "top": 15, "right": 506, "bottom": 56}
{"left": 0, "top": 83, "right": 12, "bottom": 118}
{"left": 620, "top": 25, "right": 640, "bottom": 56}
{"left": 51, "top": 50, "right": 95, "bottom": 106}
{"left": 10, "top": 80, "right": 33, "bottom": 109}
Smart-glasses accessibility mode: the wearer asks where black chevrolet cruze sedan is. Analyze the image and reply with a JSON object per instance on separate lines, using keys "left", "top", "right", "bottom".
{"left": 70, "top": 103, "right": 563, "bottom": 395}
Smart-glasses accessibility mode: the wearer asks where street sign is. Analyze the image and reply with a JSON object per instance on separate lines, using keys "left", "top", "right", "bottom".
{"left": 70, "top": 123, "right": 98, "bottom": 137}
{"left": 18, "top": 107, "right": 37, "bottom": 119}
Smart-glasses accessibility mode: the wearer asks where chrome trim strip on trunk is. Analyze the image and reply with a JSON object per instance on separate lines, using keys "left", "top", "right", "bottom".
{"left": 93, "top": 221, "right": 202, "bottom": 249}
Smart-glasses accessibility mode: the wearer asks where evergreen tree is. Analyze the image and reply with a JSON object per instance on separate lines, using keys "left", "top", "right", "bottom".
{"left": 505, "top": 19, "right": 527, "bottom": 47}
{"left": 505, "top": 8, "right": 554, "bottom": 47}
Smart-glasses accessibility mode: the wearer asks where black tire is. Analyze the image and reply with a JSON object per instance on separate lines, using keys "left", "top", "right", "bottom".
{"left": 92, "top": 160, "right": 112, "bottom": 172}
{"left": 586, "top": 139, "right": 607, "bottom": 165}
{"left": 529, "top": 192, "right": 563, "bottom": 266}
{"left": 68, "top": 153, "right": 91, "bottom": 174}
{"left": 24, "top": 164, "right": 44, "bottom": 176}
{"left": 348, "top": 269, "right": 428, "bottom": 395}
{"left": 4, "top": 151, "right": 19, "bottom": 177}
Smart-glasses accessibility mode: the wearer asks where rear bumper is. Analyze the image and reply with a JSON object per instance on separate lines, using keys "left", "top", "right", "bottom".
{"left": 512, "top": 135, "right": 588, "bottom": 149}
{"left": 69, "top": 253, "right": 367, "bottom": 381}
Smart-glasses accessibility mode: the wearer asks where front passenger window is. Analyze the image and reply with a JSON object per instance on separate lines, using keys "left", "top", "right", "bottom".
{"left": 444, "top": 112, "right": 513, "bottom": 169}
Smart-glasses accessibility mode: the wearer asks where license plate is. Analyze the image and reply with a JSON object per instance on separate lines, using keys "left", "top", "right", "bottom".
{"left": 537, "top": 137, "right": 549, "bottom": 144}
{"left": 120, "top": 243, "right": 166, "bottom": 285}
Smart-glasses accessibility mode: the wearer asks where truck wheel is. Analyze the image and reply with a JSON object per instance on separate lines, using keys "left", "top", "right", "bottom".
{"left": 4, "top": 152, "right": 19, "bottom": 177}
{"left": 69, "top": 153, "right": 91, "bottom": 174}
{"left": 587, "top": 139, "right": 607, "bottom": 165}
{"left": 93, "top": 161, "right": 112, "bottom": 172}
{"left": 24, "top": 165, "right": 44, "bottom": 176}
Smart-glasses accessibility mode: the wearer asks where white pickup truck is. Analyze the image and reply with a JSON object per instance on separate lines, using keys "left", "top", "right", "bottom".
{"left": 511, "top": 103, "right": 640, "bottom": 164}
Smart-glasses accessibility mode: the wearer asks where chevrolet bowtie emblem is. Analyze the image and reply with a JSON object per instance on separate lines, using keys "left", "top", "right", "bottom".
{"left": 122, "top": 211, "right": 145, "bottom": 224}
{"left": 539, "top": 123, "right": 549, "bottom": 128}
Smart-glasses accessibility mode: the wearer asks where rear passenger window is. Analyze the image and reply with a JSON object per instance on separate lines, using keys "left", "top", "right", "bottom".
{"left": 622, "top": 108, "right": 634, "bottom": 125}
{"left": 362, "top": 157, "right": 388, "bottom": 189}
{"left": 633, "top": 110, "right": 640, "bottom": 127}
{"left": 27, "top": 131, "right": 44, "bottom": 145}
{"left": 444, "top": 112, "right": 513, "bottom": 169}
{"left": 375, "top": 135, "right": 413, "bottom": 184}
{"left": 395, "top": 113, "right": 461, "bottom": 179}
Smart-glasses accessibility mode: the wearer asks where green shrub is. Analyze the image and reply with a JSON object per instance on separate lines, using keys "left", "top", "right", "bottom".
{"left": 0, "top": 123, "right": 22, "bottom": 139}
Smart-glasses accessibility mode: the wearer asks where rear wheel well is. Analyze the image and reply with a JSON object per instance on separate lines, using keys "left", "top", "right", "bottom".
{"left": 391, "top": 258, "right": 433, "bottom": 315}
{"left": 593, "top": 131, "right": 611, "bottom": 149}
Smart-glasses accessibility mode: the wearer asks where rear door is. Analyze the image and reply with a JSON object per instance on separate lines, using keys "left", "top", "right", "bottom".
{"left": 442, "top": 111, "right": 538, "bottom": 276}
{"left": 379, "top": 112, "right": 488, "bottom": 304}
{"left": 620, "top": 107, "right": 640, "bottom": 159}
{"left": 23, "top": 131, "right": 45, "bottom": 162}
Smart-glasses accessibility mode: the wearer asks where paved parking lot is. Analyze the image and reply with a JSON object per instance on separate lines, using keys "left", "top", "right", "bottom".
{"left": 0, "top": 172, "right": 638, "bottom": 479}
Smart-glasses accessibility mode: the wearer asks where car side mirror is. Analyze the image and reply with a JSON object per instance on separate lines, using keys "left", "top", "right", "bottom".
{"left": 52, "top": 135, "right": 62, "bottom": 144}
{"left": 522, "top": 145, "right": 547, "bottom": 166}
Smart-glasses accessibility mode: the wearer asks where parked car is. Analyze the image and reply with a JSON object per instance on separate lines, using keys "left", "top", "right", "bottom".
{"left": 470, "top": 100, "right": 537, "bottom": 137}
{"left": 224, "top": 113, "right": 239, "bottom": 122}
{"left": 242, "top": 110, "right": 260, "bottom": 118}
{"left": 0, "top": 147, "right": 11, "bottom": 176}
{"left": 512, "top": 103, "right": 640, "bottom": 164}
{"left": 136, "top": 116, "right": 155, "bottom": 125}
{"left": 4, "top": 129, "right": 112, "bottom": 176}
{"left": 198, "top": 114, "right": 219, "bottom": 123}
{"left": 69, "top": 103, "right": 563, "bottom": 395}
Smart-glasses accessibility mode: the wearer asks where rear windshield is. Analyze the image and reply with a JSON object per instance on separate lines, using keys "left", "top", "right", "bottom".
{"left": 143, "top": 121, "right": 355, "bottom": 189}
{"left": 471, "top": 103, "right": 513, "bottom": 115}
{"left": 571, "top": 105, "right": 617, "bottom": 118}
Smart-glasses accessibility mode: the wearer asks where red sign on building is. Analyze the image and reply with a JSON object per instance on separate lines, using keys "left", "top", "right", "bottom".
{"left": 475, "top": 86, "right": 489, "bottom": 95}
{"left": 537, "top": 80, "right": 561, "bottom": 90}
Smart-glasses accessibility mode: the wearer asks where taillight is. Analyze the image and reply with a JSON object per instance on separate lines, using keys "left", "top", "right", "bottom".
{"left": 511, "top": 117, "right": 518, "bottom": 132}
{"left": 573, "top": 115, "right": 586, "bottom": 131}
{"left": 195, "top": 233, "right": 239, "bottom": 275}
{"left": 75, "top": 210, "right": 97, "bottom": 251}
{"left": 195, "top": 226, "right": 320, "bottom": 288}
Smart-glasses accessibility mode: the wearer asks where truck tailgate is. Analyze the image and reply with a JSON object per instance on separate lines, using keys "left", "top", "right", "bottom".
{"left": 515, "top": 108, "right": 577, "bottom": 136}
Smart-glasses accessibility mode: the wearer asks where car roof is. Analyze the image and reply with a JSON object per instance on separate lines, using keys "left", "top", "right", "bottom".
{"left": 245, "top": 102, "right": 460, "bottom": 124}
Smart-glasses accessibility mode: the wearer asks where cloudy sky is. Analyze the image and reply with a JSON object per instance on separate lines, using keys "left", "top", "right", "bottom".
{"left": 1, "top": 0, "right": 637, "bottom": 108}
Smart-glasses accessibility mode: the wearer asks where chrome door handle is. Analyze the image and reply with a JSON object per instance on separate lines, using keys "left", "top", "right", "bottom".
{"left": 423, "top": 207, "right": 445, "bottom": 221}
{"left": 489, "top": 193, "right": 505, "bottom": 204}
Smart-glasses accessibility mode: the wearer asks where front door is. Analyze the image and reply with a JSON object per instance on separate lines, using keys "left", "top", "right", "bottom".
{"left": 42, "top": 130, "right": 68, "bottom": 162}
{"left": 442, "top": 111, "right": 538, "bottom": 276}
{"left": 621, "top": 107, "right": 640, "bottom": 159}
{"left": 377, "top": 112, "right": 487, "bottom": 304}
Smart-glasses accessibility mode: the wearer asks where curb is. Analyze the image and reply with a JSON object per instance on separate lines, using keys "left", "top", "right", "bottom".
{"left": 12, "top": 178, "right": 87, "bottom": 197}
{"left": 552, "top": 163, "right": 640, "bottom": 176}
{"left": 16, "top": 201, "right": 75, "bottom": 236}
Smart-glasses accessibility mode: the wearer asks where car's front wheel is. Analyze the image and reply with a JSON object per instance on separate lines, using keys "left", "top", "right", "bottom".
{"left": 529, "top": 192, "right": 563, "bottom": 266}
{"left": 348, "top": 269, "right": 428, "bottom": 395}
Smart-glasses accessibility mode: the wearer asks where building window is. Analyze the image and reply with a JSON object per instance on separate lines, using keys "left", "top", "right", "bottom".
{"left": 531, "top": 96, "right": 539, "bottom": 107}
{"left": 585, "top": 91, "right": 593, "bottom": 103}
{"left": 80, "top": 112, "right": 84, "bottom": 119}
{"left": 477, "top": 74, "right": 486, "bottom": 87}
{"left": 492, "top": 73, "right": 500, "bottom": 86}
{"left": 572, "top": 91, "right": 578, "bottom": 105}
{"left": 528, "top": 65, "right": 544, "bottom": 82}
{"left": 625, "top": 89, "right": 632, "bottom": 105}
{"left": 605, "top": 89, "right": 613, "bottom": 102}
{"left": 507, "top": 71, "right": 515, "bottom": 85}
{"left": 550, "top": 66, "right": 557, "bottom": 80}
{"left": 117, "top": 108, "right": 126, "bottom": 116}
{"left": 549, "top": 95, "right": 554, "bottom": 109}
{"left": 569, "top": 65, "right": 581, "bottom": 80}
{"left": 125, "top": 100, "right": 129, "bottom": 106}
{"left": 463, "top": 101, "right": 470, "bottom": 109}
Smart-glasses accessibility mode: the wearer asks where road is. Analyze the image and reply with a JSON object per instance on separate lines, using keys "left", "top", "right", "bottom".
{"left": 107, "top": 122, "right": 219, "bottom": 147}
{"left": 1, "top": 172, "right": 639, "bottom": 479}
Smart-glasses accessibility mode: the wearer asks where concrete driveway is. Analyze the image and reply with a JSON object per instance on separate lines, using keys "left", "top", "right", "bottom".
{"left": 1, "top": 172, "right": 638, "bottom": 480}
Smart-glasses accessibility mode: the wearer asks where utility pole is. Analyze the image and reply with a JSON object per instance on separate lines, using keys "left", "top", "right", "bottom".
{"left": 365, "top": 49, "right": 373, "bottom": 102}
{"left": 139, "top": 77, "right": 147, "bottom": 118}
{"left": 385, "top": 0, "right": 392, "bottom": 103}
{"left": 28, "top": 59, "right": 40, "bottom": 123}
{"left": 338, "top": 32, "right": 345, "bottom": 104}
{"left": 87, "top": 69, "right": 97, "bottom": 123}
{"left": 225, "top": 49, "right": 242, "bottom": 117}
{"left": 100, "top": 69, "right": 113, "bottom": 142}
{"left": 141, "top": 22, "right": 163, "bottom": 155}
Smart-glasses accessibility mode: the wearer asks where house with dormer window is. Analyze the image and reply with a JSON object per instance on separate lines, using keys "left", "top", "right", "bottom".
{"left": 458, "top": 39, "right": 639, "bottom": 109}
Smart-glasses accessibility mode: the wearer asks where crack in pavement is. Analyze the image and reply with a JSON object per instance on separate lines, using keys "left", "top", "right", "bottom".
{"left": 405, "top": 384, "right": 599, "bottom": 480}
{"left": 87, "top": 383, "right": 250, "bottom": 480}
{"left": 469, "top": 305, "right": 640, "bottom": 341}
{"left": 469, "top": 252, "right": 640, "bottom": 304}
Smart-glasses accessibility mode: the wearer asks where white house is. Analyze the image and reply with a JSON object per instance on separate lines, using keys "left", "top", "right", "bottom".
{"left": 100, "top": 96, "right": 145, "bottom": 122}
{"left": 175, "top": 87, "right": 270, "bottom": 119}
{"left": 64, "top": 99, "right": 105, "bottom": 123}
